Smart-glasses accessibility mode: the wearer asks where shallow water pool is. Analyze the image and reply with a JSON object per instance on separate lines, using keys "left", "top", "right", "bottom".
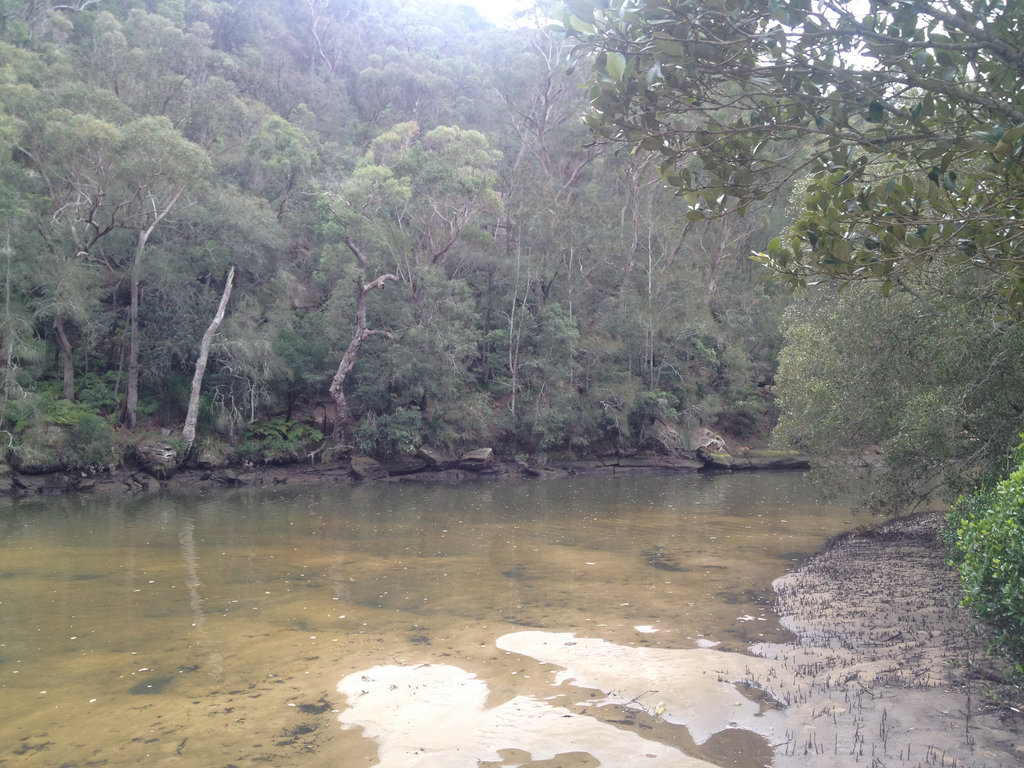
{"left": 0, "top": 472, "right": 864, "bottom": 767}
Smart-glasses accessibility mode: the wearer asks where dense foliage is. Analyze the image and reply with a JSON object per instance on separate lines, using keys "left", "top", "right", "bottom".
{"left": 558, "top": 0, "right": 1024, "bottom": 307}
{"left": 948, "top": 442, "right": 1024, "bottom": 669}
{"left": 0, "top": 0, "right": 787, "bottom": 465}
{"left": 776, "top": 270, "right": 1024, "bottom": 512}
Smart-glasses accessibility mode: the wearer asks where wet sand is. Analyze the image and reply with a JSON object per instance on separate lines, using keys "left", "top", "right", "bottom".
{"left": 753, "top": 512, "right": 1023, "bottom": 767}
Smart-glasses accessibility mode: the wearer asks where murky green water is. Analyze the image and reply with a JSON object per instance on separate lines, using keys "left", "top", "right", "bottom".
{"left": 0, "top": 472, "right": 865, "bottom": 767}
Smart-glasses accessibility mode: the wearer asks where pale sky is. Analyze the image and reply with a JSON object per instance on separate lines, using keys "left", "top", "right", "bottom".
{"left": 457, "top": 0, "right": 539, "bottom": 27}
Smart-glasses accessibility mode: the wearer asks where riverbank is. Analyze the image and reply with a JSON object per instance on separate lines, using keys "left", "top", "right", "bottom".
{"left": 753, "top": 512, "right": 1023, "bottom": 767}
{"left": 0, "top": 445, "right": 810, "bottom": 496}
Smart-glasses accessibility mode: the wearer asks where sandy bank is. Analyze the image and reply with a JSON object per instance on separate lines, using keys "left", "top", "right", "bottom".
{"left": 754, "top": 512, "right": 1023, "bottom": 767}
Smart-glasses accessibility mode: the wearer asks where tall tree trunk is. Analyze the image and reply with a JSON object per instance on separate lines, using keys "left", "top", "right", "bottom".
{"left": 125, "top": 230, "right": 145, "bottom": 429}
{"left": 53, "top": 316, "right": 75, "bottom": 401}
{"left": 1, "top": 236, "right": 14, "bottom": 425}
{"left": 328, "top": 324, "right": 368, "bottom": 442}
{"left": 125, "top": 191, "right": 181, "bottom": 429}
{"left": 183, "top": 266, "right": 235, "bottom": 453}
{"left": 329, "top": 237, "right": 396, "bottom": 444}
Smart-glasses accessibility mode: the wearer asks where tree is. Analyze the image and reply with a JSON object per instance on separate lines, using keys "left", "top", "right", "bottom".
{"left": 0, "top": 0, "right": 799, "bottom": 462}
{"left": 775, "top": 272, "right": 1024, "bottom": 511}
{"left": 1, "top": 41, "right": 209, "bottom": 414}
{"left": 242, "top": 113, "right": 318, "bottom": 221}
{"left": 116, "top": 116, "right": 211, "bottom": 428}
{"left": 327, "top": 236, "right": 396, "bottom": 443}
{"left": 558, "top": 0, "right": 1024, "bottom": 308}
{"left": 948, "top": 442, "right": 1024, "bottom": 668}
{"left": 316, "top": 121, "right": 501, "bottom": 447}
{"left": 183, "top": 265, "right": 234, "bottom": 453}
{"left": 1, "top": 59, "right": 129, "bottom": 400}
{"left": 355, "top": 122, "right": 501, "bottom": 282}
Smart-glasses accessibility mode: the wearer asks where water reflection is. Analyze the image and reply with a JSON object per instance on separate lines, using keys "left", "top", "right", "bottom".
{"left": 0, "top": 472, "right": 863, "bottom": 767}
{"left": 179, "top": 519, "right": 224, "bottom": 680}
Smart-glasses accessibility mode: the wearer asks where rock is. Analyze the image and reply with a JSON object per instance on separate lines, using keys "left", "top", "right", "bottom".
{"left": 382, "top": 456, "right": 428, "bottom": 476}
{"left": 690, "top": 427, "right": 727, "bottom": 453}
{"left": 281, "top": 269, "right": 320, "bottom": 311}
{"left": 618, "top": 454, "right": 703, "bottom": 471}
{"left": 392, "top": 468, "right": 471, "bottom": 483}
{"left": 125, "top": 473, "right": 162, "bottom": 492}
{"left": 10, "top": 474, "right": 38, "bottom": 493}
{"left": 216, "top": 469, "right": 248, "bottom": 486}
{"left": 698, "top": 449, "right": 735, "bottom": 470}
{"left": 350, "top": 455, "right": 388, "bottom": 481}
{"left": 458, "top": 448, "right": 494, "bottom": 471}
{"left": 133, "top": 440, "right": 181, "bottom": 477}
{"left": 743, "top": 449, "right": 810, "bottom": 469}
{"left": 195, "top": 443, "right": 230, "bottom": 470}
{"left": 698, "top": 448, "right": 810, "bottom": 471}
{"left": 416, "top": 446, "right": 459, "bottom": 470}
{"left": 643, "top": 419, "right": 688, "bottom": 456}
{"left": 41, "top": 473, "right": 79, "bottom": 494}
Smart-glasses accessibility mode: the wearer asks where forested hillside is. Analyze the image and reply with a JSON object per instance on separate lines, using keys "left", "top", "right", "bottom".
{"left": 0, "top": 0, "right": 790, "bottom": 473}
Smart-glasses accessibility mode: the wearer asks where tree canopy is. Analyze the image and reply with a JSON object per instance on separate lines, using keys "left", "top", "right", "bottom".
{"left": 558, "top": 0, "right": 1024, "bottom": 308}
{"left": 0, "top": 0, "right": 785, "bottom": 469}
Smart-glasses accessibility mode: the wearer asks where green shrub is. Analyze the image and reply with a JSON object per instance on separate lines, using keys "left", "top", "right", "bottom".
{"left": 77, "top": 371, "right": 120, "bottom": 415}
{"left": 151, "top": 371, "right": 190, "bottom": 425}
{"left": 236, "top": 417, "right": 323, "bottom": 464}
{"left": 354, "top": 407, "right": 423, "bottom": 457}
{"left": 949, "top": 442, "right": 1024, "bottom": 669}
{"left": 715, "top": 397, "right": 772, "bottom": 438}
{"left": 6, "top": 397, "right": 117, "bottom": 471}
{"left": 65, "top": 411, "right": 117, "bottom": 467}
{"left": 628, "top": 390, "right": 678, "bottom": 432}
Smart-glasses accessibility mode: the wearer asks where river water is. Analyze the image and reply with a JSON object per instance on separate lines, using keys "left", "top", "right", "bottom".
{"left": 0, "top": 472, "right": 865, "bottom": 767}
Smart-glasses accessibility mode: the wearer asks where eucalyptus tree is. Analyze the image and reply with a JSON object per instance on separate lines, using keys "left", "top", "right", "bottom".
{"left": 317, "top": 120, "right": 502, "bottom": 444}
{"left": 0, "top": 44, "right": 129, "bottom": 400}
{"left": 84, "top": 8, "right": 213, "bottom": 125}
{"left": 1, "top": 15, "right": 212, "bottom": 421}
{"left": 241, "top": 113, "right": 319, "bottom": 222}
{"left": 0, "top": 94, "right": 45, "bottom": 427}
{"left": 115, "top": 116, "right": 211, "bottom": 428}
{"left": 492, "top": 29, "right": 613, "bottom": 449}
{"left": 183, "top": 264, "right": 234, "bottom": 452}
{"left": 0, "top": 231, "right": 42, "bottom": 432}
{"left": 315, "top": 161, "right": 402, "bottom": 442}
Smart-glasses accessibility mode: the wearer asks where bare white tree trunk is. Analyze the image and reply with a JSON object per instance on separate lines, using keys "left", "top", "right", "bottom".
{"left": 183, "top": 266, "right": 235, "bottom": 453}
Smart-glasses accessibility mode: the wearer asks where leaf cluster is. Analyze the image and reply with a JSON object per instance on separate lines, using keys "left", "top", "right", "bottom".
{"left": 236, "top": 417, "right": 324, "bottom": 465}
{"left": 558, "top": 0, "right": 1024, "bottom": 310}
{"left": 949, "top": 440, "right": 1024, "bottom": 669}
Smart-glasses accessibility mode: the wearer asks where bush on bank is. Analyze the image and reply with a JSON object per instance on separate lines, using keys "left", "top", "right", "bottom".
{"left": 948, "top": 441, "right": 1024, "bottom": 671}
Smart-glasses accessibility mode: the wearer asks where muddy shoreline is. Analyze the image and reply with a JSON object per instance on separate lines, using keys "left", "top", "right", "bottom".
{"left": 754, "top": 512, "right": 1023, "bottom": 767}
{"left": 0, "top": 447, "right": 810, "bottom": 497}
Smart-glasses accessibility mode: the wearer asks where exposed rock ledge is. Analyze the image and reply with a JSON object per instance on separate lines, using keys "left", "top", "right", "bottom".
{"left": 0, "top": 444, "right": 809, "bottom": 496}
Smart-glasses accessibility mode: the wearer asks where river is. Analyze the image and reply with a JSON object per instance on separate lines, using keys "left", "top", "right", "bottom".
{"left": 0, "top": 471, "right": 866, "bottom": 767}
